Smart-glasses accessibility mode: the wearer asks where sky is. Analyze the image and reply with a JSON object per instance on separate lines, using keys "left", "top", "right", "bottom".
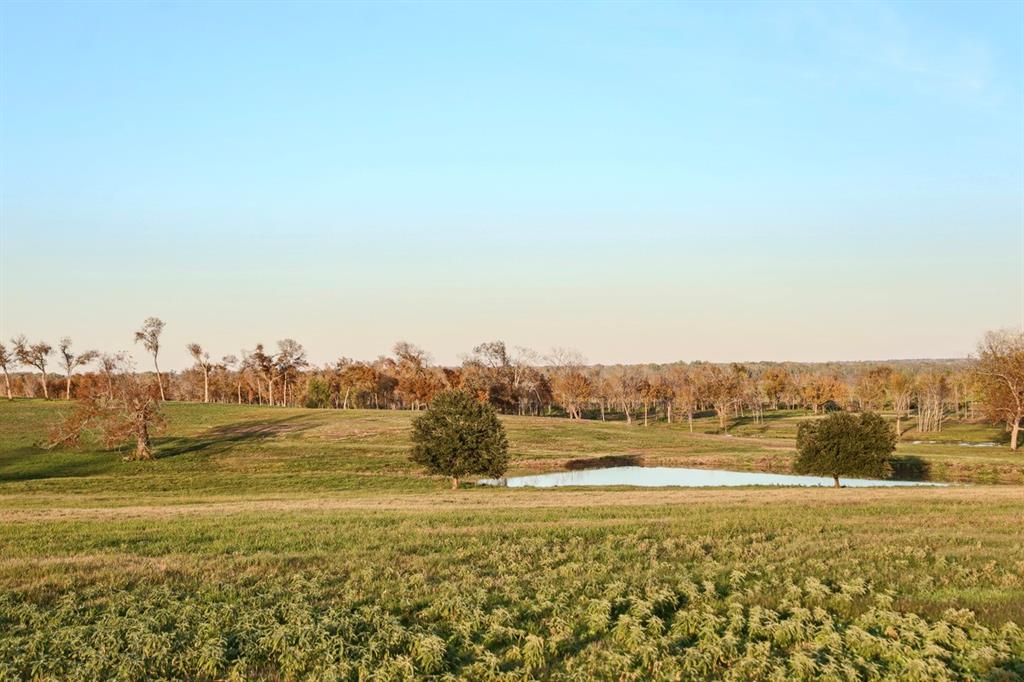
{"left": 1, "top": 1, "right": 1021, "bottom": 369}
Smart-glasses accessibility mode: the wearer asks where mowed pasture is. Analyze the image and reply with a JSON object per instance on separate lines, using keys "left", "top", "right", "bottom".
{"left": 1, "top": 400, "right": 1022, "bottom": 680}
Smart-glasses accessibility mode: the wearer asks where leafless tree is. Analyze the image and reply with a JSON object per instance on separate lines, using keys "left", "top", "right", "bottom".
{"left": 134, "top": 317, "right": 166, "bottom": 401}
{"left": 589, "top": 367, "right": 611, "bottom": 421}
{"left": 393, "top": 341, "right": 440, "bottom": 409}
{"left": 760, "top": 366, "right": 794, "bottom": 410}
{"left": 12, "top": 335, "right": 53, "bottom": 399}
{"left": 915, "top": 371, "right": 948, "bottom": 433}
{"left": 222, "top": 354, "right": 243, "bottom": 404}
{"left": 186, "top": 343, "right": 216, "bottom": 403}
{"left": 667, "top": 365, "right": 698, "bottom": 431}
{"left": 607, "top": 366, "right": 644, "bottom": 424}
{"left": 887, "top": 370, "right": 914, "bottom": 436}
{"left": 249, "top": 344, "right": 276, "bottom": 405}
{"left": 647, "top": 373, "right": 673, "bottom": 426}
{"left": 855, "top": 366, "right": 892, "bottom": 412}
{"left": 58, "top": 337, "right": 99, "bottom": 400}
{"left": 47, "top": 369, "right": 165, "bottom": 461}
{"left": 693, "top": 364, "right": 741, "bottom": 431}
{"left": 276, "top": 339, "right": 308, "bottom": 406}
{"left": 97, "top": 352, "right": 129, "bottom": 399}
{"left": 0, "top": 341, "right": 15, "bottom": 400}
{"left": 973, "top": 330, "right": 1024, "bottom": 450}
{"left": 546, "top": 348, "right": 590, "bottom": 420}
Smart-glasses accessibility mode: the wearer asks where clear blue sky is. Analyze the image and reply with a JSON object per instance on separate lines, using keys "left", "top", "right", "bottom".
{"left": 1, "top": 1, "right": 1021, "bottom": 368}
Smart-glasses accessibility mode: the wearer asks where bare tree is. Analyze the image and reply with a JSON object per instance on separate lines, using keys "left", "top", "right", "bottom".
{"left": 0, "top": 341, "right": 15, "bottom": 400}
{"left": 335, "top": 359, "right": 378, "bottom": 409}
{"left": 887, "top": 370, "right": 914, "bottom": 436}
{"left": 693, "top": 364, "right": 741, "bottom": 432}
{"left": 186, "top": 343, "right": 216, "bottom": 403}
{"left": 134, "top": 317, "right": 166, "bottom": 401}
{"left": 393, "top": 341, "right": 440, "bottom": 409}
{"left": 13, "top": 335, "right": 53, "bottom": 399}
{"left": 973, "top": 330, "right": 1024, "bottom": 450}
{"left": 608, "top": 366, "right": 644, "bottom": 424}
{"left": 915, "top": 371, "right": 948, "bottom": 433}
{"left": 57, "top": 337, "right": 99, "bottom": 400}
{"left": 648, "top": 373, "right": 673, "bottom": 426}
{"left": 222, "top": 354, "right": 243, "bottom": 404}
{"left": 590, "top": 367, "right": 611, "bottom": 421}
{"left": 760, "top": 366, "right": 794, "bottom": 410}
{"left": 47, "top": 370, "right": 165, "bottom": 461}
{"left": 546, "top": 348, "right": 590, "bottom": 420}
{"left": 249, "top": 344, "right": 276, "bottom": 405}
{"left": 97, "top": 352, "right": 129, "bottom": 400}
{"left": 667, "top": 365, "right": 698, "bottom": 431}
{"left": 276, "top": 339, "right": 308, "bottom": 406}
{"left": 855, "top": 366, "right": 892, "bottom": 412}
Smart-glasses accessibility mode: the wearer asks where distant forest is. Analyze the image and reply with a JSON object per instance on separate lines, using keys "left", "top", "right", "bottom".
{"left": 6, "top": 319, "right": 1021, "bottom": 450}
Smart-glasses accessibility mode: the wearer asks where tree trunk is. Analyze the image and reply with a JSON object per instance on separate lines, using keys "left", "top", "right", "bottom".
{"left": 600, "top": 401, "right": 605, "bottom": 421}
{"left": 65, "top": 374, "right": 72, "bottom": 400}
{"left": 622, "top": 401, "right": 632, "bottom": 424}
{"left": 154, "top": 357, "right": 165, "bottom": 401}
{"left": 895, "top": 414, "right": 902, "bottom": 437}
{"left": 203, "top": 368, "right": 210, "bottom": 403}
{"left": 133, "top": 421, "right": 153, "bottom": 461}
{"left": 451, "top": 476, "right": 459, "bottom": 489}
{"left": 40, "top": 370, "right": 49, "bottom": 399}
{"left": 688, "top": 411, "right": 693, "bottom": 432}
{"left": 1012, "top": 417, "right": 1021, "bottom": 451}
{"left": 833, "top": 475, "right": 841, "bottom": 488}
{"left": 2, "top": 368, "right": 11, "bottom": 400}
{"left": 643, "top": 403, "right": 649, "bottom": 427}
{"left": 667, "top": 402, "right": 672, "bottom": 424}
{"left": 237, "top": 381, "right": 242, "bottom": 404}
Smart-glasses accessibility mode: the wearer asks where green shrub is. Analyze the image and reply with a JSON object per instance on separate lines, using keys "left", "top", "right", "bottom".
{"left": 795, "top": 411, "right": 896, "bottom": 486}
{"left": 304, "top": 377, "right": 332, "bottom": 409}
{"left": 410, "top": 390, "right": 509, "bottom": 488}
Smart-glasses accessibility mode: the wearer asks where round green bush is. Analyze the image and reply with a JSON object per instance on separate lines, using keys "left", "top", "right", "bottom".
{"left": 410, "top": 390, "right": 509, "bottom": 488}
{"left": 794, "top": 412, "right": 896, "bottom": 487}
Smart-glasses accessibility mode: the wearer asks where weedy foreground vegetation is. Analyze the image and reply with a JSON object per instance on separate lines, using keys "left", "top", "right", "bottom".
{"left": 1, "top": 401, "right": 1022, "bottom": 680}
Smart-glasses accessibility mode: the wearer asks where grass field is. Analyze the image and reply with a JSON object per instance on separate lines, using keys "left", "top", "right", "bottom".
{"left": 1, "top": 400, "right": 1022, "bottom": 680}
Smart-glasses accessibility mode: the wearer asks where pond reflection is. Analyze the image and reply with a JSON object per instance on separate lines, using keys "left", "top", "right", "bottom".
{"left": 479, "top": 466, "right": 947, "bottom": 489}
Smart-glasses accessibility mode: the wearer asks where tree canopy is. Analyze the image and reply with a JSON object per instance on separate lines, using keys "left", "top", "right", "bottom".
{"left": 794, "top": 412, "right": 896, "bottom": 487}
{"left": 410, "top": 389, "right": 509, "bottom": 488}
{"left": 973, "top": 330, "right": 1024, "bottom": 451}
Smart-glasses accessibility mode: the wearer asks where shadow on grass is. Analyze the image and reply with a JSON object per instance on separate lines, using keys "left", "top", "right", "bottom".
{"left": 564, "top": 453, "right": 643, "bottom": 470}
{"left": 0, "top": 446, "right": 111, "bottom": 482}
{"left": 0, "top": 415, "right": 320, "bottom": 482}
{"left": 153, "top": 415, "right": 317, "bottom": 459}
{"left": 890, "top": 455, "right": 933, "bottom": 481}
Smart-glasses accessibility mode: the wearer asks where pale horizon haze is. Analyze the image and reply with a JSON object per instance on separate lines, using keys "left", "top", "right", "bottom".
{"left": 1, "top": 1, "right": 1021, "bottom": 370}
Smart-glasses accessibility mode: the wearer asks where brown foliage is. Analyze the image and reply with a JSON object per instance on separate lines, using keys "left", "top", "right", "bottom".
{"left": 47, "top": 372, "right": 166, "bottom": 461}
{"left": 973, "top": 330, "right": 1024, "bottom": 450}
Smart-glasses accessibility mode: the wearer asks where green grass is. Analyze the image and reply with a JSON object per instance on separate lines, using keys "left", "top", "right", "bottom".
{"left": 1, "top": 400, "right": 1022, "bottom": 680}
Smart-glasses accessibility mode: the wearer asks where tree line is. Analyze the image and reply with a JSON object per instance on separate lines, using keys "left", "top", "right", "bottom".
{"left": 1, "top": 318, "right": 1021, "bottom": 450}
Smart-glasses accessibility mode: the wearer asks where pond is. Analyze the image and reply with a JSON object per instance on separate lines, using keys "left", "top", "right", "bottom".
{"left": 478, "top": 466, "right": 947, "bottom": 489}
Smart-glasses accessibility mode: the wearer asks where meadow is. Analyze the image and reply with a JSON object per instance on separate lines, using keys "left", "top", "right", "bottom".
{"left": 1, "top": 400, "right": 1022, "bottom": 680}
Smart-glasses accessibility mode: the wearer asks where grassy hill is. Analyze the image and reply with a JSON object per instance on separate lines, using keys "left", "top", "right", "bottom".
{"left": 1, "top": 400, "right": 1022, "bottom": 679}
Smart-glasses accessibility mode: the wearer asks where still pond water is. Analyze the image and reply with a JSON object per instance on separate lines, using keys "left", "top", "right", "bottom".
{"left": 479, "top": 466, "right": 946, "bottom": 489}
